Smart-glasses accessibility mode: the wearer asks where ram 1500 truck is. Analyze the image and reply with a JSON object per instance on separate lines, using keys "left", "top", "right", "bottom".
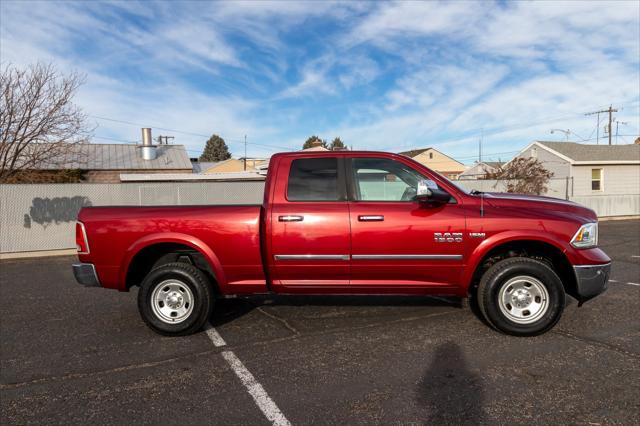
{"left": 73, "top": 151, "right": 611, "bottom": 336}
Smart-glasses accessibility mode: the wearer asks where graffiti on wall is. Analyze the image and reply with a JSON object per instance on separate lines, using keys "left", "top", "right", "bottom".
{"left": 24, "top": 196, "right": 92, "bottom": 229}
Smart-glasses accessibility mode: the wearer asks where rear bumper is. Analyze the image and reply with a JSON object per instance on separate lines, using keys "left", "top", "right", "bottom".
{"left": 573, "top": 263, "right": 611, "bottom": 302}
{"left": 72, "top": 263, "right": 101, "bottom": 287}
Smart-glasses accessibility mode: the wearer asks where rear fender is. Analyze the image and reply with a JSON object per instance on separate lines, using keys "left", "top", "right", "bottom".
{"left": 119, "top": 232, "right": 227, "bottom": 292}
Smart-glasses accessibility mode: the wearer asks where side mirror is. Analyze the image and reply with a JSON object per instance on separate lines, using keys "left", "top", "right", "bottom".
{"left": 416, "top": 180, "right": 451, "bottom": 204}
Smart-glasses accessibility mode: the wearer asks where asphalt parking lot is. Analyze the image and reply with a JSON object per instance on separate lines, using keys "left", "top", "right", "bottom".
{"left": 1, "top": 219, "right": 639, "bottom": 425}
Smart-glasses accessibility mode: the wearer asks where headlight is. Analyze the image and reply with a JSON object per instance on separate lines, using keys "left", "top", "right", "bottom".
{"left": 571, "top": 223, "right": 598, "bottom": 248}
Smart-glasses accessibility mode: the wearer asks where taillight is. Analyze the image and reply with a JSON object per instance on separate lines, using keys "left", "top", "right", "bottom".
{"left": 76, "top": 222, "right": 90, "bottom": 254}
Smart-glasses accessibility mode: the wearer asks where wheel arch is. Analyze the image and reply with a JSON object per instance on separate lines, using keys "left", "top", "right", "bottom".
{"left": 119, "top": 233, "right": 227, "bottom": 292}
{"left": 464, "top": 235, "right": 578, "bottom": 299}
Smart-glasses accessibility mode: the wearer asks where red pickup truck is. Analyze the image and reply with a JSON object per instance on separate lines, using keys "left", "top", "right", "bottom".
{"left": 73, "top": 151, "right": 610, "bottom": 337}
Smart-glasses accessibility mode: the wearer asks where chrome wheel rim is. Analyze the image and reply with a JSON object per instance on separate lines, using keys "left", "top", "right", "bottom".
{"left": 151, "top": 280, "right": 194, "bottom": 324}
{"left": 498, "top": 275, "right": 549, "bottom": 325}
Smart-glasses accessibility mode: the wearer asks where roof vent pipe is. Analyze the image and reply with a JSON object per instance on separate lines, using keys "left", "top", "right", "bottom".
{"left": 140, "top": 128, "right": 157, "bottom": 160}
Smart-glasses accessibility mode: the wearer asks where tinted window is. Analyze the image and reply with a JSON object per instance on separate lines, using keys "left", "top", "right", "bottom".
{"left": 287, "top": 158, "right": 339, "bottom": 201}
{"left": 352, "top": 158, "right": 434, "bottom": 201}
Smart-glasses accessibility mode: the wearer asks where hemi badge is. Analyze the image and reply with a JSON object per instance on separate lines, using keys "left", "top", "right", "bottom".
{"left": 469, "top": 232, "right": 486, "bottom": 239}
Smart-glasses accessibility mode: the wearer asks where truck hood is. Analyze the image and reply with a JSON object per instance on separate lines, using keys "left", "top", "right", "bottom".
{"left": 482, "top": 192, "right": 598, "bottom": 222}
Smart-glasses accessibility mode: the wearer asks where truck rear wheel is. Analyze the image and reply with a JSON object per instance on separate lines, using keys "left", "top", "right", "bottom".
{"left": 477, "top": 257, "right": 565, "bottom": 336}
{"left": 137, "top": 262, "right": 213, "bottom": 336}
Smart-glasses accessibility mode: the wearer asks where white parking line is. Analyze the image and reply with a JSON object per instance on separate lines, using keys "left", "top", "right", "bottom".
{"left": 631, "top": 255, "right": 640, "bottom": 258}
{"left": 221, "top": 351, "right": 291, "bottom": 426}
{"left": 610, "top": 279, "right": 640, "bottom": 287}
{"left": 205, "top": 324, "right": 291, "bottom": 426}
{"left": 205, "top": 326, "right": 227, "bottom": 347}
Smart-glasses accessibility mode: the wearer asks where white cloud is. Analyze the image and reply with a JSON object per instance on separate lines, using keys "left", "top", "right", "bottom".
{"left": 1, "top": 0, "right": 638, "bottom": 161}
{"left": 345, "top": 2, "right": 484, "bottom": 49}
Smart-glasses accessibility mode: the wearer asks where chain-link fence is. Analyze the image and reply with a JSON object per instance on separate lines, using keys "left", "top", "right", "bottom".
{"left": 0, "top": 181, "right": 264, "bottom": 253}
{"left": 455, "top": 177, "right": 572, "bottom": 199}
{"left": 1, "top": 178, "right": 637, "bottom": 254}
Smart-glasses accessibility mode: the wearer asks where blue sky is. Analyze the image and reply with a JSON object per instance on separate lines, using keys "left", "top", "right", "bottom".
{"left": 1, "top": 1, "right": 639, "bottom": 163}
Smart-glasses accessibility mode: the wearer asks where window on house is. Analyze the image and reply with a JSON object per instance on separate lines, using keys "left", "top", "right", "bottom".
{"left": 532, "top": 147, "right": 537, "bottom": 158}
{"left": 591, "top": 169, "right": 603, "bottom": 191}
{"left": 429, "top": 152, "right": 433, "bottom": 159}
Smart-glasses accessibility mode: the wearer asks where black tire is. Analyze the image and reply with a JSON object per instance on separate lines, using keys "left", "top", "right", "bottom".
{"left": 477, "top": 257, "right": 565, "bottom": 336}
{"left": 137, "top": 262, "right": 213, "bottom": 336}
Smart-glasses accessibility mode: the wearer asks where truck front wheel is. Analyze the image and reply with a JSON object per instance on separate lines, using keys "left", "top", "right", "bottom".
{"left": 477, "top": 257, "right": 565, "bottom": 336}
{"left": 138, "top": 262, "right": 213, "bottom": 336}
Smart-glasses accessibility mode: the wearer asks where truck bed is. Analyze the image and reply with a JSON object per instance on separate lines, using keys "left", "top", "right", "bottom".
{"left": 78, "top": 205, "right": 266, "bottom": 292}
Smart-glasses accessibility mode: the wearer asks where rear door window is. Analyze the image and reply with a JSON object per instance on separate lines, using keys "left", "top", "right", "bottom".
{"left": 287, "top": 158, "right": 341, "bottom": 201}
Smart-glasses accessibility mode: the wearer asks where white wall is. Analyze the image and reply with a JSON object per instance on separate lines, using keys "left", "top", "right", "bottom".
{"left": 571, "top": 164, "right": 640, "bottom": 196}
{"left": 517, "top": 145, "right": 571, "bottom": 179}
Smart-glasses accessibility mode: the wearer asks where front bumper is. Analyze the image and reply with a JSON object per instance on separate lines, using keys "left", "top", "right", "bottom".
{"left": 573, "top": 263, "right": 611, "bottom": 303}
{"left": 72, "top": 263, "right": 101, "bottom": 287}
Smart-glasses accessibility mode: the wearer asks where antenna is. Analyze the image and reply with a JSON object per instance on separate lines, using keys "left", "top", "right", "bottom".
{"left": 479, "top": 129, "right": 484, "bottom": 218}
{"left": 614, "top": 120, "right": 628, "bottom": 144}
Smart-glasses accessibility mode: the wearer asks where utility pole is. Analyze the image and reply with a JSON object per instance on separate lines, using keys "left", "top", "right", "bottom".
{"left": 614, "top": 120, "right": 627, "bottom": 144}
{"left": 585, "top": 105, "right": 617, "bottom": 145}
{"left": 243, "top": 135, "right": 247, "bottom": 171}
{"left": 478, "top": 128, "right": 483, "bottom": 163}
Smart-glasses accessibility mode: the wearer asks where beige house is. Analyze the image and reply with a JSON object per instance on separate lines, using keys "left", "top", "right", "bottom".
{"left": 193, "top": 158, "right": 267, "bottom": 174}
{"left": 399, "top": 147, "right": 466, "bottom": 179}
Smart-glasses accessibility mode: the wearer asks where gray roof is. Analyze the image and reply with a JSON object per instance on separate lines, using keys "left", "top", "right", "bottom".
{"left": 398, "top": 147, "right": 431, "bottom": 157}
{"left": 481, "top": 161, "right": 504, "bottom": 168}
{"left": 537, "top": 141, "right": 640, "bottom": 162}
{"left": 16, "top": 143, "right": 193, "bottom": 170}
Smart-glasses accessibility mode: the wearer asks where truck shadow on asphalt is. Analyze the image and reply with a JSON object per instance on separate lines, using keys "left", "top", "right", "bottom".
{"left": 209, "top": 295, "right": 466, "bottom": 327}
{"left": 417, "top": 342, "right": 485, "bottom": 425}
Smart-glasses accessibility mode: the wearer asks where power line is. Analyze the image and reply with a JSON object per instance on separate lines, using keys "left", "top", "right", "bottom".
{"left": 90, "top": 98, "right": 639, "bottom": 156}
{"left": 585, "top": 105, "right": 617, "bottom": 145}
{"left": 90, "top": 115, "right": 246, "bottom": 142}
{"left": 91, "top": 114, "right": 295, "bottom": 151}
{"left": 411, "top": 99, "right": 640, "bottom": 146}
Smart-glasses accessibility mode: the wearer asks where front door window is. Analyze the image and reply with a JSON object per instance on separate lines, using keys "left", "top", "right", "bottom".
{"left": 351, "top": 157, "right": 437, "bottom": 202}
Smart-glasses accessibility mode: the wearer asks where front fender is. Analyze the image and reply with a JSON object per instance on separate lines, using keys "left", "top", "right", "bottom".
{"left": 462, "top": 230, "right": 570, "bottom": 292}
{"left": 118, "top": 232, "right": 227, "bottom": 291}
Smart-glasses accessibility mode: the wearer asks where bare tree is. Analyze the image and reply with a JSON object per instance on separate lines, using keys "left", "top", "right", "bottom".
{"left": 0, "top": 63, "right": 91, "bottom": 182}
{"left": 486, "top": 157, "right": 554, "bottom": 195}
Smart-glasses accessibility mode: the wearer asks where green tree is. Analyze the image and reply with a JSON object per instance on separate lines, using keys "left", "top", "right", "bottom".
{"left": 329, "top": 137, "right": 345, "bottom": 151}
{"left": 302, "top": 135, "right": 327, "bottom": 150}
{"left": 199, "top": 134, "right": 231, "bottom": 161}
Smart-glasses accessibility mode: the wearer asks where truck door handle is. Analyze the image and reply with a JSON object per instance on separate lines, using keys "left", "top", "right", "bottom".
{"left": 279, "top": 215, "right": 304, "bottom": 222}
{"left": 358, "top": 215, "right": 384, "bottom": 221}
